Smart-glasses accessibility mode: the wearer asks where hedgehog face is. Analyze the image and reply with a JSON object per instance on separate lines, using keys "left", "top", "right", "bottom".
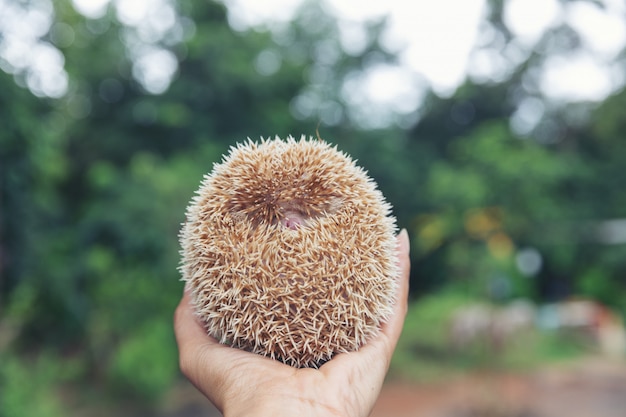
{"left": 280, "top": 209, "right": 306, "bottom": 230}
{"left": 180, "top": 136, "right": 398, "bottom": 368}
{"left": 222, "top": 147, "right": 343, "bottom": 229}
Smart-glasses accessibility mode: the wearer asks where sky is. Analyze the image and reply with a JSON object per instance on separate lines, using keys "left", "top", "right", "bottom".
{"left": 219, "top": 0, "right": 626, "bottom": 128}
{"left": 1, "top": 0, "right": 625, "bottom": 126}
{"left": 222, "top": 0, "right": 626, "bottom": 98}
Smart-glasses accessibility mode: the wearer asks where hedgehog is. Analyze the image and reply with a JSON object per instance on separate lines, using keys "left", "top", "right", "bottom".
{"left": 179, "top": 135, "right": 399, "bottom": 368}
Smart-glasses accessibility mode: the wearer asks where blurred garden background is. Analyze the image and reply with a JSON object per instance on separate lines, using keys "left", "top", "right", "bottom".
{"left": 1, "top": 0, "right": 626, "bottom": 416}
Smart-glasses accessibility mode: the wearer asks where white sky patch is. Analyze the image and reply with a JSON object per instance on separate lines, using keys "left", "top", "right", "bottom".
{"left": 341, "top": 64, "right": 426, "bottom": 128}
{"left": 222, "top": 0, "right": 486, "bottom": 97}
{"left": 0, "top": 0, "right": 53, "bottom": 39}
{"left": 503, "top": 0, "right": 562, "bottom": 47}
{"left": 322, "top": 0, "right": 389, "bottom": 22}
{"left": 337, "top": 21, "right": 369, "bottom": 56}
{"left": 0, "top": 0, "right": 183, "bottom": 97}
{"left": 27, "top": 42, "right": 68, "bottom": 98}
{"left": 540, "top": 52, "right": 615, "bottom": 102}
{"left": 468, "top": 46, "right": 514, "bottom": 85}
{"left": 2, "top": 0, "right": 625, "bottom": 108}
{"left": 0, "top": 0, "right": 68, "bottom": 98}
{"left": 220, "top": 0, "right": 626, "bottom": 124}
{"left": 567, "top": 1, "right": 626, "bottom": 60}
{"left": 319, "top": 0, "right": 486, "bottom": 95}
{"left": 382, "top": 0, "right": 486, "bottom": 96}
{"left": 0, "top": 35, "right": 31, "bottom": 72}
{"left": 71, "top": 0, "right": 110, "bottom": 19}
{"left": 132, "top": 47, "right": 178, "bottom": 94}
{"left": 114, "top": 0, "right": 151, "bottom": 26}
{"left": 221, "top": 0, "right": 304, "bottom": 31}
{"left": 604, "top": 0, "right": 626, "bottom": 12}
{"left": 112, "top": 0, "right": 180, "bottom": 94}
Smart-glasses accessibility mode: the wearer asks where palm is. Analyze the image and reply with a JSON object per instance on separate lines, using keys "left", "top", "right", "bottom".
{"left": 174, "top": 231, "right": 409, "bottom": 417}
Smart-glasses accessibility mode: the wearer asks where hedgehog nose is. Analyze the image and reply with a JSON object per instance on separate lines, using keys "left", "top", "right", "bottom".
{"left": 281, "top": 210, "right": 305, "bottom": 230}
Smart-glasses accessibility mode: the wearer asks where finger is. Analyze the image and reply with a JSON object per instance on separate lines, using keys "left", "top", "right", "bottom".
{"left": 174, "top": 289, "right": 236, "bottom": 410}
{"left": 173, "top": 288, "right": 218, "bottom": 349}
{"left": 174, "top": 288, "right": 291, "bottom": 410}
{"left": 173, "top": 291, "right": 226, "bottom": 380}
{"left": 381, "top": 228, "right": 410, "bottom": 343}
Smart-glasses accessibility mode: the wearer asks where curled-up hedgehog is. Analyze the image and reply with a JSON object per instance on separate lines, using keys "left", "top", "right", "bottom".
{"left": 179, "top": 136, "right": 399, "bottom": 368}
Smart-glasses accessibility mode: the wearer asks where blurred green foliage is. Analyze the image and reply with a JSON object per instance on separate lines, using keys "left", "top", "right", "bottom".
{"left": 1, "top": 0, "right": 626, "bottom": 414}
{"left": 390, "top": 293, "right": 589, "bottom": 383}
{"left": 0, "top": 355, "right": 65, "bottom": 417}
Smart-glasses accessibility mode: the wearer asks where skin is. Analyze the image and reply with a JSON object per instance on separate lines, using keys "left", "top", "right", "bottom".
{"left": 174, "top": 229, "right": 411, "bottom": 417}
{"left": 280, "top": 210, "right": 306, "bottom": 230}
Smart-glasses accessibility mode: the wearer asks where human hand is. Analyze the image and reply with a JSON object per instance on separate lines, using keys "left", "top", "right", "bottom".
{"left": 174, "top": 229, "right": 410, "bottom": 417}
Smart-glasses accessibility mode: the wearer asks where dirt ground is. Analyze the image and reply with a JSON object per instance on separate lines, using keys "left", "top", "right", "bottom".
{"left": 162, "top": 357, "right": 626, "bottom": 417}
{"left": 371, "top": 357, "right": 626, "bottom": 417}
